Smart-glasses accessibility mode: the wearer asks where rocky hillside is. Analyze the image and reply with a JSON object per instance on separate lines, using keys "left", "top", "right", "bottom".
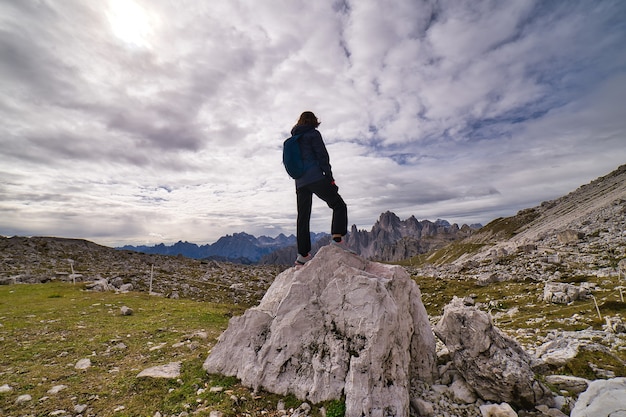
{"left": 0, "top": 236, "right": 283, "bottom": 307}
{"left": 415, "top": 164, "right": 626, "bottom": 271}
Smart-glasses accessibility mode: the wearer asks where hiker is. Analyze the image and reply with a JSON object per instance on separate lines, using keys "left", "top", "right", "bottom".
{"left": 288, "top": 111, "right": 349, "bottom": 265}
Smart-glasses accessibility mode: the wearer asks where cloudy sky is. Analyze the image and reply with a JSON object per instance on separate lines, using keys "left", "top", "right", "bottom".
{"left": 1, "top": 0, "right": 625, "bottom": 247}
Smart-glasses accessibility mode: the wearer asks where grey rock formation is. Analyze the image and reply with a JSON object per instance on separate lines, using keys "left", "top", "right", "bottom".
{"left": 346, "top": 212, "right": 476, "bottom": 262}
{"left": 570, "top": 377, "right": 626, "bottom": 417}
{"left": 204, "top": 245, "right": 437, "bottom": 417}
{"left": 434, "top": 297, "right": 554, "bottom": 409}
{"left": 478, "top": 402, "right": 517, "bottom": 417}
{"left": 535, "top": 329, "right": 616, "bottom": 367}
{"left": 544, "top": 375, "right": 590, "bottom": 395}
{"left": 556, "top": 229, "right": 584, "bottom": 244}
{"left": 543, "top": 282, "right": 588, "bottom": 304}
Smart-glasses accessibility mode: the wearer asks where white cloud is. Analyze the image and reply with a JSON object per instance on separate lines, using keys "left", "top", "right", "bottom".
{"left": 1, "top": 0, "right": 625, "bottom": 247}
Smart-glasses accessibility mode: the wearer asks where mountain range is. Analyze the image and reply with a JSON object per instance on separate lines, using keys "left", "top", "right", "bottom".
{"left": 118, "top": 216, "right": 482, "bottom": 265}
{"left": 117, "top": 232, "right": 328, "bottom": 264}
{"left": 260, "top": 216, "right": 482, "bottom": 265}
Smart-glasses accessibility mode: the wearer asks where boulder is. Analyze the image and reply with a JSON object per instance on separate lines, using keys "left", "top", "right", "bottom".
{"left": 544, "top": 375, "right": 590, "bottom": 395}
{"left": 534, "top": 329, "right": 614, "bottom": 367}
{"left": 479, "top": 403, "right": 517, "bottom": 417}
{"left": 434, "top": 297, "right": 554, "bottom": 409}
{"left": 557, "top": 229, "right": 584, "bottom": 244}
{"left": 543, "top": 282, "right": 583, "bottom": 304}
{"left": 85, "top": 278, "right": 112, "bottom": 292}
{"left": 120, "top": 306, "right": 133, "bottom": 316}
{"left": 570, "top": 377, "right": 626, "bottom": 417}
{"left": 203, "top": 245, "right": 437, "bottom": 417}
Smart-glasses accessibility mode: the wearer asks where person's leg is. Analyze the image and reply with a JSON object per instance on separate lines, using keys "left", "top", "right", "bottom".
{"left": 296, "top": 186, "right": 313, "bottom": 256}
{"left": 309, "top": 179, "right": 348, "bottom": 238}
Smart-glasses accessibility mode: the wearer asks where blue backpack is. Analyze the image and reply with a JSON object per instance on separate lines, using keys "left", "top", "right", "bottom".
{"left": 282, "top": 133, "right": 310, "bottom": 179}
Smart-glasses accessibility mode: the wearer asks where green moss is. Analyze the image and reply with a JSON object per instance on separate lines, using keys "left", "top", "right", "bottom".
{"left": 560, "top": 350, "right": 626, "bottom": 379}
{"left": 324, "top": 398, "right": 346, "bottom": 417}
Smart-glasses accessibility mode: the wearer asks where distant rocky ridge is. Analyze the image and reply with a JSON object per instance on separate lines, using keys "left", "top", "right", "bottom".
{"left": 260, "top": 215, "right": 481, "bottom": 265}
{"left": 347, "top": 213, "right": 480, "bottom": 262}
{"left": 119, "top": 216, "right": 481, "bottom": 266}
{"left": 117, "top": 232, "right": 327, "bottom": 264}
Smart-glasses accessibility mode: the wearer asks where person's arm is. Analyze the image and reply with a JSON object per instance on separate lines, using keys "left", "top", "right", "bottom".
{"left": 311, "top": 130, "right": 334, "bottom": 182}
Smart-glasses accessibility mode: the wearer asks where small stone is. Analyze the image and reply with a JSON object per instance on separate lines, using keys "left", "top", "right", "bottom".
{"left": 47, "top": 384, "right": 68, "bottom": 395}
{"left": 74, "top": 404, "right": 88, "bottom": 413}
{"left": 479, "top": 402, "right": 517, "bottom": 417}
{"left": 137, "top": 362, "right": 181, "bottom": 379}
{"left": 277, "top": 400, "right": 286, "bottom": 411}
{"left": 120, "top": 306, "right": 133, "bottom": 316}
{"left": 16, "top": 394, "right": 32, "bottom": 403}
{"left": 209, "top": 386, "right": 223, "bottom": 393}
{"left": 0, "top": 384, "right": 12, "bottom": 393}
{"left": 75, "top": 358, "right": 92, "bottom": 370}
{"left": 410, "top": 398, "right": 434, "bottom": 417}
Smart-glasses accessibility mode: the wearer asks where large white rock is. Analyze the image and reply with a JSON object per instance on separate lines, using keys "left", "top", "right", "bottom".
{"left": 570, "top": 377, "right": 626, "bottom": 417}
{"left": 203, "top": 245, "right": 437, "bottom": 417}
{"left": 434, "top": 297, "right": 554, "bottom": 409}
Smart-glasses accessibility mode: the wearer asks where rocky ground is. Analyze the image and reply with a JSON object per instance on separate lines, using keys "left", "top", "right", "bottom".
{"left": 0, "top": 236, "right": 284, "bottom": 307}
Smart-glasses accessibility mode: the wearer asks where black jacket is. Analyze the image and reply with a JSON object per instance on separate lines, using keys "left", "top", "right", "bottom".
{"left": 291, "top": 125, "right": 334, "bottom": 189}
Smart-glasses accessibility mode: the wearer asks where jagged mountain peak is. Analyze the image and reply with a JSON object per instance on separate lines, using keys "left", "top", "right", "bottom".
{"left": 348, "top": 212, "right": 477, "bottom": 262}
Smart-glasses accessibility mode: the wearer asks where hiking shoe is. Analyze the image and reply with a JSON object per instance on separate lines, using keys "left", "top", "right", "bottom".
{"left": 330, "top": 237, "right": 357, "bottom": 254}
{"left": 295, "top": 253, "right": 312, "bottom": 266}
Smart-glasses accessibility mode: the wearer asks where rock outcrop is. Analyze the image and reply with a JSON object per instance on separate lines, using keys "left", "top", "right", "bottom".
{"left": 434, "top": 297, "right": 554, "bottom": 409}
{"left": 346, "top": 212, "right": 477, "bottom": 262}
{"left": 203, "top": 245, "right": 437, "bottom": 417}
{"left": 543, "top": 282, "right": 590, "bottom": 304}
{"left": 570, "top": 377, "right": 626, "bottom": 417}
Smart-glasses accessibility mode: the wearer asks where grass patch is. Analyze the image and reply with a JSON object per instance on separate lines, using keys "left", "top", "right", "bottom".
{"left": 0, "top": 282, "right": 325, "bottom": 416}
{"left": 559, "top": 349, "right": 626, "bottom": 380}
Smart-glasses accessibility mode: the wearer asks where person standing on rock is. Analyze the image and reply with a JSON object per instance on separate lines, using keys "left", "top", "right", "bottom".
{"left": 288, "top": 111, "right": 349, "bottom": 265}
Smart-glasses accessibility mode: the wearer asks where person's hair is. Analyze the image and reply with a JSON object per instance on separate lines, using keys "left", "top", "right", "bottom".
{"left": 296, "top": 111, "right": 320, "bottom": 127}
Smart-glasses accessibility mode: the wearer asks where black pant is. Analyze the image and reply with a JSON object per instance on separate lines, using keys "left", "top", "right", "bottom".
{"left": 296, "top": 178, "right": 348, "bottom": 256}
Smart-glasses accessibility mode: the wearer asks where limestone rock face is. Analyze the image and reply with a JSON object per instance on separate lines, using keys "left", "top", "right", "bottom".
{"left": 434, "top": 297, "right": 554, "bottom": 409}
{"left": 203, "top": 245, "right": 437, "bottom": 417}
{"left": 570, "top": 377, "right": 626, "bottom": 417}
